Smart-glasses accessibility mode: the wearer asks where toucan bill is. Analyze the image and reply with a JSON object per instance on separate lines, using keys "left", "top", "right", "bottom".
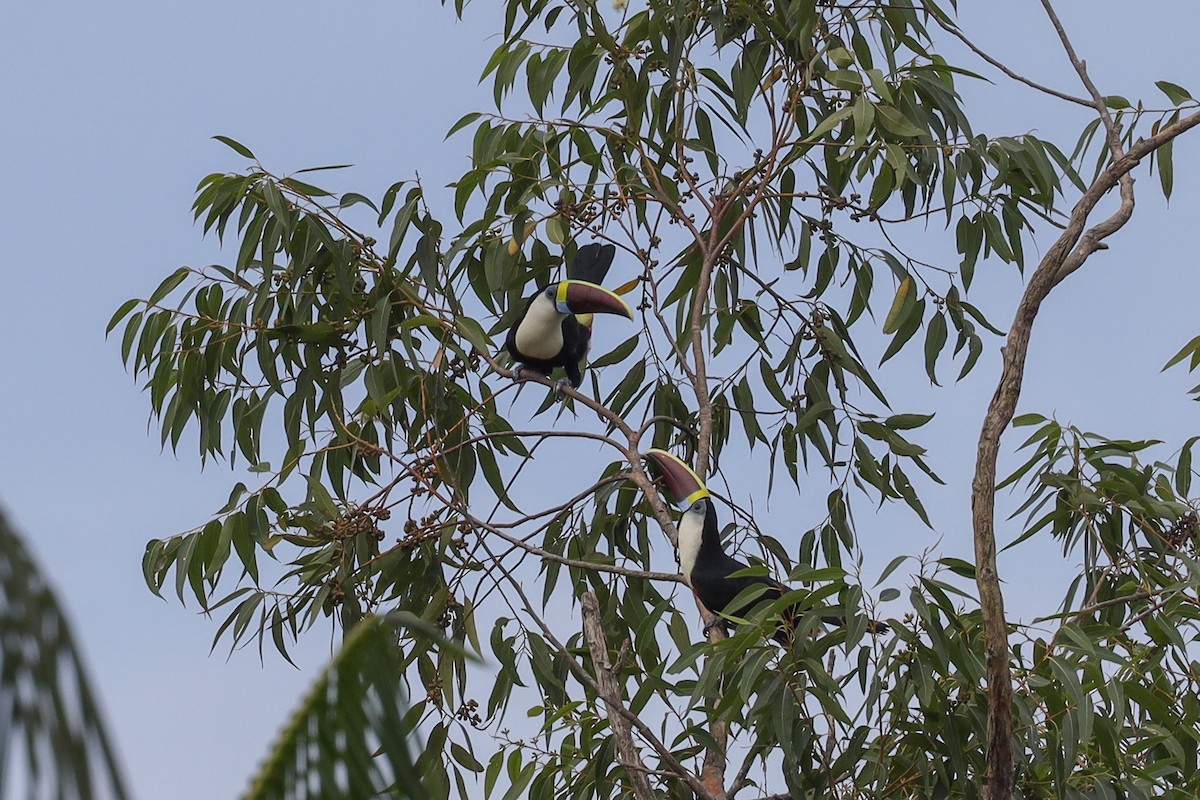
{"left": 554, "top": 280, "right": 634, "bottom": 319}
{"left": 643, "top": 449, "right": 710, "bottom": 510}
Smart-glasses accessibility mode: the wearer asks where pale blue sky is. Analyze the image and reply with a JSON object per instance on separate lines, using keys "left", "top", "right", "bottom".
{"left": 1, "top": 2, "right": 1198, "bottom": 798}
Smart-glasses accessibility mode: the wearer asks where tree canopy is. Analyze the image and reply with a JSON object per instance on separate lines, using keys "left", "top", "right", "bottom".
{"left": 112, "top": 1, "right": 1200, "bottom": 798}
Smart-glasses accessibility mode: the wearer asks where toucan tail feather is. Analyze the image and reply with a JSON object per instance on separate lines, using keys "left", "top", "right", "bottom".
{"left": 569, "top": 243, "right": 616, "bottom": 284}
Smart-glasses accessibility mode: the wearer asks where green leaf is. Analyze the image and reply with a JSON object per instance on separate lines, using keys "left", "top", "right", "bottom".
{"left": 877, "top": 555, "right": 909, "bottom": 585}
{"left": 1163, "top": 334, "right": 1200, "bottom": 371}
{"left": 545, "top": 215, "right": 567, "bottom": 244}
{"left": 106, "top": 298, "right": 141, "bottom": 336}
{"left": 589, "top": 334, "right": 639, "bottom": 369}
{"left": 0, "top": 510, "right": 132, "bottom": 799}
{"left": 450, "top": 742, "right": 483, "bottom": 773}
{"left": 805, "top": 105, "right": 854, "bottom": 143}
{"left": 1158, "top": 137, "right": 1174, "bottom": 201}
{"left": 456, "top": 316, "right": 494, "bottom": 355}
{"left": 879, "top": 298, "right": 925, "bottom": 364}
{"left": 694, "top": 107, "right": 720, "bottom": 175}
{"left": 885, "top": 413, "right": 933, "bottom": 430}
{"left": 852, "top": 93, "right": 875, "bottom": 148}
{"left": 874, "top": 104, "right": 925, "bottom": 138}
{"left": 1156, "top": 80, "right": 1194, "bottom": 105}
{"left": 305, "top": 475, "right": 340, "bottom": 519}
{"left": 212, "top": 135, "right": 256, "bottom": 159}
{"left": 923, "top": 311, "right": 947, "bottom": 385}
{"left": 860, "top": 421, "right": 926, "bottom": 457}
{"left": 148, "top": 266, "right": 190, "bottom": 307}
{"left": 446, "top": 112, "right": 482, "bottom": 139}
{"left": 938, "top": 557, "right": 976, "bottom": 579}
{"left": 1176, "top": 436, "right": 1198, "bottom": 496}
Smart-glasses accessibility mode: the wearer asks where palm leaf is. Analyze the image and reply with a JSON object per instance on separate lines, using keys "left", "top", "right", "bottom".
{"left": 0, "top": 508, "right": 130, "bottom": 799}
{"left": 243, "top": 615, "right": 429, "bottom": 800}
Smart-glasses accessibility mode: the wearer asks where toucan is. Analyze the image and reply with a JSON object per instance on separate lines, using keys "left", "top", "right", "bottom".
{"left": 643, "top": 449, "right": 888, "bottom": 643}
{"left": 504, "top": 242, "right": 633, "bottom": 393}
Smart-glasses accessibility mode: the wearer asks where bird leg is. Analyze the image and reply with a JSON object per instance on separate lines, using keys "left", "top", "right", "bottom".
{"left": 553, "top": 376, "right": 572, "bottom": 400}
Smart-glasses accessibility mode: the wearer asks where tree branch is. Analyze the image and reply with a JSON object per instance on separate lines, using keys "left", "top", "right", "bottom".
{"left": 470, "top": 513, "right": 685, "bottom": 584}
{"left": 689, "top": 251, "right": 718, "bottom": 480}
{"left": 580, "top": 592, "right": 656, "bottom": 800}
{"left": 489, "top": 551, "right": 715, "bottom": 800}
{"left": 970, "top": 9, "right": 1200, "bottom": 795}
{"left": 1038, "top": 0, "right": 1122, "bottom": 132}
{"left": 475, "top": 350, "right": 636, "bottom": 439}
{"left": 931, "top": 13, "right": 1091, "bottom": 108}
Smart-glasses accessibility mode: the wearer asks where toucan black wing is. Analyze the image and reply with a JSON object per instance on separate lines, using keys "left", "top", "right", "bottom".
{"left": 694, "top": 553, "right": 887, "bottom": 642}
{"left": 559, "top": 316, "right": 592, "bottom": 387}
{"left": 692, "top": 552, "right": 783, "bottom": 619}
{"left": 568, "top": 243, "right": 616, "bottom": 285}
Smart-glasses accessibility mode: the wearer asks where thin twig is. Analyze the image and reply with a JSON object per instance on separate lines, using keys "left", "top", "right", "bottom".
{"left": 931, "top": 14, "right": 1091, "bottom": 108}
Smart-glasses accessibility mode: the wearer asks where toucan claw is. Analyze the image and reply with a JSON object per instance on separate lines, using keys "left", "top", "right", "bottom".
{"left": 553, "top": 376, "right": 572, "bottom": 400}
{"left": 701, "top": 618, "right": 725, "bottom": 636}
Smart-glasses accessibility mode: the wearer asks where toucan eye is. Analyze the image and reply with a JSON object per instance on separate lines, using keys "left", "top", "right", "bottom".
{"left": 691, "top": 501, "right": 705, "bottom": 513}
{"left": 544, "top": 285, "right": 556, "bottom": 298}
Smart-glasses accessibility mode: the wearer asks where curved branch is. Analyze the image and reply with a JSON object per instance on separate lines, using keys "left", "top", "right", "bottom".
{"left": 970, "top": 46, "right": 1200, "bottom": 800}
{"left": 931, "top": 14, "right": 1091, "bottom": 108}
{"left": 636, "top": 414, "right": 700, "bottom": 442}
{"left": 473, "top": 515, "right": 685, "bottom": 584}
{"left": 476, "top": 350, "right": 637, "bottom": 440}
{"left": 1038, "top": 0, "right": 1124, "bottom": 136}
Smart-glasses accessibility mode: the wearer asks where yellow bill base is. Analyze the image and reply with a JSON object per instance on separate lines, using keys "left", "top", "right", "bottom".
{"left": 676, "top": 487, "right": 711, "bottom": 511}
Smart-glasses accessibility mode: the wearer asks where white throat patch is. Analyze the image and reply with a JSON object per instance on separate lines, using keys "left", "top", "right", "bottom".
{"left": 677, "top": 508, "right": 704, "bottom": 585}
{"left": 514, "top": 292, "right": 565, "bottom": 360}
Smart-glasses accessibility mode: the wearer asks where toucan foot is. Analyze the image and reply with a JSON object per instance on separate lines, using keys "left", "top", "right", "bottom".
{"left": 512, "top": 365, "right": 529, "bottom": 383}
{"left": 701, "top": 618, "right": 724, "bottom": 636}
{"left": 553, "top": 376, "right": 572, "bottom": 400}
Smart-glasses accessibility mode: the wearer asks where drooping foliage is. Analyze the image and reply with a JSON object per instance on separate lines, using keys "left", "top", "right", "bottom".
{"left": 0, "top": 508, "right": 130, "bottom": 800}
{"left": 243, "top": 615, "right": 431, "bottom": 800}
{"left": 112, "top": 1, "right": 1200, "bottom": 797}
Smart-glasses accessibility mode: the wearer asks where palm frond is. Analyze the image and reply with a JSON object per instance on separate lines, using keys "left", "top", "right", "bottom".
{"left": 0, "top": 508, "right": 130, "bottom": 799}
{"left": 243, "top": 615, "right": 429, "bottom": 800}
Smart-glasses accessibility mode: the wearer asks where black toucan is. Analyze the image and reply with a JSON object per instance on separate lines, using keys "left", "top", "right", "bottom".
{"left": 504, "top": 243, "right": 633, "bottom": 393}
{"left": 643, "top": 449, "right": 888, "bottom": 643}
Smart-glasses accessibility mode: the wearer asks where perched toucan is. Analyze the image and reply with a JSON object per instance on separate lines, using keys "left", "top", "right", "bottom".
{"left": 643, "top": 449, "right": 888, "bottom": 642}
{"left": 504, "top": 243, "right": 633, "bottom": 393}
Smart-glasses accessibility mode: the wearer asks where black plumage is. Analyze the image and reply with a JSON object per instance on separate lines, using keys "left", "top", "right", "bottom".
{"left": 503, "top": 303, "right": 592, "bottom": 388}
{"left": 566, "top": 241, "right": 616, "bottom": 285}
{"left": 504, "top": 243, "right": 624, "bottom": 389}
{"left": 682, "top": 498, "right": 887, "bottom": 643}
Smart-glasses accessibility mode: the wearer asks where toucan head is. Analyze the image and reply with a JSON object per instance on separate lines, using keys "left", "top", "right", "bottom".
{"left": 643, "top": 449, "right": 709, "bottom": 511}
{"left": 547, "top": 280, "right": 633, "bottom": 319}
